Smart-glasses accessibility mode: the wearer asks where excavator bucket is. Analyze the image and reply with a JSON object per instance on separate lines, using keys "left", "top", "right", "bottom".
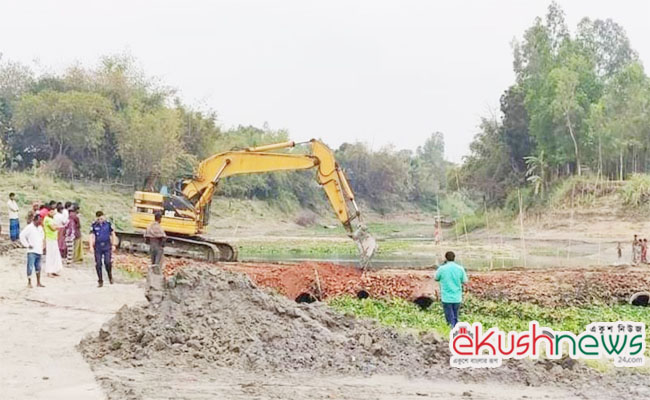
{"left": 351, "top": 226, "right": 377, "bottom": 268}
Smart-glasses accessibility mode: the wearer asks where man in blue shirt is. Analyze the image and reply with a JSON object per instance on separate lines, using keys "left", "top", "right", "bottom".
{"left": 434, "top": 251, "right": 468, "bottom": 327}
{"left": 89, "top": 210, "right": 117, "bottom": 287}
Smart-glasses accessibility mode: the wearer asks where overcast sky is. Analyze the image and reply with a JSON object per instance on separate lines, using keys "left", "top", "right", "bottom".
{"left": 1, "top": 0, "right": 648, "bottom": 162}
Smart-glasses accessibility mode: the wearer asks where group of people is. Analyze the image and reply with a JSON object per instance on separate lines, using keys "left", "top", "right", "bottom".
{"left": 12, "top": 192, "right": 166, "bottom": 289}
{"left": 17, "top": 199, "right": 84, "bottom": 287}
{"left": 18, "top": 203, "right": 118, "bottom": 288}
{"left": 631, "top": 235, "right": 649, "bottom": 265}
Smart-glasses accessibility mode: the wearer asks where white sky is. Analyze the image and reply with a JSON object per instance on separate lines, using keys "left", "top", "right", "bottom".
{"left": 1, "top": 0, "right": 648, "bottom": 162}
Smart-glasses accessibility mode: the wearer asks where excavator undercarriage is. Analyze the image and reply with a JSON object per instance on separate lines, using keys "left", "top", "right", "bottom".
{"left": 115, "top": 231, "right": 237, "bottom": 262}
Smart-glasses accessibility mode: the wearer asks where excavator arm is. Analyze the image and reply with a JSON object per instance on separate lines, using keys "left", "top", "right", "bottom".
{"left": 180, "top": 139, "right": 376, "bottom": 263}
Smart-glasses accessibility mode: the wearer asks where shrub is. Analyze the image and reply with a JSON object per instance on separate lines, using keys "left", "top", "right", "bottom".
{"left": 295, "top": 211, "right": 318, "bottom": 227}
{"left": 621, "top": 174, "right": 650, "bottom": 207}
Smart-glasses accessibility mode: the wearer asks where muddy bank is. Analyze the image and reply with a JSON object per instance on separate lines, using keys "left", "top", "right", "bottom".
{"left": 80, "top": 267, "right": 447, "bottom": 376}
{"left": 113, "top": 253, "right": 650, "bottom": 307}
{"left": 80, "top": 266, "right": 649, "bottom": 399}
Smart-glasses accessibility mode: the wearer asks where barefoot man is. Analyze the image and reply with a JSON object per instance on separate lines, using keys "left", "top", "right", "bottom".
{"left": 19, "top": 214, "right": 45, "bottom": 288}
{"left": 43, "top": 207, "right": 63, "bottom": 277}
{"left": 145, "top": 211, "right": 167, "bottom": 269}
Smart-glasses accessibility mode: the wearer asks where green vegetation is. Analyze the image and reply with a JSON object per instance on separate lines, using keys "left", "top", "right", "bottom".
{"left": 459, "top": 3, "right": 650, "bottom": 207}
{"left": 238, "top": 238, "right": 412, "bottom": 258}
{"left": 0, "top": 172, "right": 133, "bottom": 231}
{"left": 330, "top": 295, "right": 650, "bottom": 348}
{"left": 621, "top": 174, "right": 650, "bottom": 207}
{"left": 0, "top": 56, "right": 448, "bottom": 214}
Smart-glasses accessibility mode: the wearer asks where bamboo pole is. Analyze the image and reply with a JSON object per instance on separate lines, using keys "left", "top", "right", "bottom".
{"left": 455, "top": 171, "right": 469, "bottom": 245}
{"left": 567, "top": 183, "right": 575, "bottom": 262}
{"left": 313, "top": 267, "right": 322, "bottom": 300}
{"left": 436, "top": 193, "right": 442, "bottom": 244}
{"left": 500, "top": 234, "right": 505, "bottom": 269}
{"left": 598, "top": 238, "right": 602, "bottom": 266}
{"left": 484, "top": 200, "right": 493, "bottom": 270}
{"left": 518, "top": 189, "right": 527, "bottom": 268}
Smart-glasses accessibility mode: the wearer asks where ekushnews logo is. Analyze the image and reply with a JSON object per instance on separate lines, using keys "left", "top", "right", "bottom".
{"left": 449, "top": 321, "right": 645, "bottom": 368}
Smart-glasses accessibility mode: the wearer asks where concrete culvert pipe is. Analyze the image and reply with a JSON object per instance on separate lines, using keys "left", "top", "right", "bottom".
{"left": 413, "top": 296, "right": 433, "bottom": 310}
{"left": 356, "top": 290, "right": 370, "bottom": 300}
{"left": 295, "top": 293, "right": 317, "bottom": 304}
{"left": 630, "top": 291, "right": 650, "bottom": 307}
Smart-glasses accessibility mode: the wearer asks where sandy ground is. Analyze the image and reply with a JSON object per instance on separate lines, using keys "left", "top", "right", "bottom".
{"left": 0, "top": 250, "right": 144, "bottom": 400}
{"left": 90, "top": 366, "right": 575, "bottom": 400}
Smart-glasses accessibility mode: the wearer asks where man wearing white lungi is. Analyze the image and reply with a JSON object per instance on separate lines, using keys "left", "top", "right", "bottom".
{"left": 43, "top": 207, "right": 63, "bottom": 277}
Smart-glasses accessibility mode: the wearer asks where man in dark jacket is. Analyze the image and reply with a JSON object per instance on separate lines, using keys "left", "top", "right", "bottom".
{"left": 89, "top": 211, "right": 116, "bottom": 287}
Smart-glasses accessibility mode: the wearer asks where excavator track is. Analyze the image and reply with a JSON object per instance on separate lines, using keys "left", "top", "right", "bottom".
{"left": 115, "top": 231, "right": 238, "bottom": 262}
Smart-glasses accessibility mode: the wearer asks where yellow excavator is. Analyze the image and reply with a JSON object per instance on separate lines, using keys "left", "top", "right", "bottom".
{"left": 115, "top": 139, "right": 377, "bottom": 265}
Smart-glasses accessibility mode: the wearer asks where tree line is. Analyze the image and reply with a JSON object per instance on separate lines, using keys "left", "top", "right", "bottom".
{"left": 460, "top": 3, "right": 650, "bottom": 205}
{"left": 0, "top": 54, "right": 447, "bottom": 212}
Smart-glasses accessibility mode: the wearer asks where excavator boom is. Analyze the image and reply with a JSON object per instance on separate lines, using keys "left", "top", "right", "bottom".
{"left": 119, "top": 139, "right": 377, "bottom": 265}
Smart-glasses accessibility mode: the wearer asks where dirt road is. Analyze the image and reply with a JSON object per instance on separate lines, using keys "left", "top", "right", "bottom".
{"left": 0, "top": 251, "right": 143, "bottom": 400}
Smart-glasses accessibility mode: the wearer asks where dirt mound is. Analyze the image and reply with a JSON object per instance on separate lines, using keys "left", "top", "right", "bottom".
{"left": 113, "top": 253, "right": 650, "bottom": 307}
{"left": 227, "top": 262, "right": 431, "bottom": 301}
{"left": 80, "top": 267, "right": 447, "bottom": 375}
{"left": 80, "top": 266, "right": 649, "bottom": 399}
{"left": 468, "top": 267, "right": 650, "bottom": 306}
{"left": 113, "top": 254, "right": 433, "bottom": 301}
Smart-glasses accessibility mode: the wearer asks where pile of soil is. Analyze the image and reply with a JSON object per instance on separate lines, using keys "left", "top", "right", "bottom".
{"left": 113, "top": 253, "right": 193, "bottom": 278}
{"left": 113, "top": 254, "right": 433, "bottom": 301}
{"left": 80, "top": 266, "right": 648, "bottom": 399}
{"left": 468, "top": 267, "right": 650, "bottom": 306}
{"left": 227, "top": 262, "right": 431, "bottom": 301}
{"left": 80, "top": 267, "right": 447, "bottom": 375}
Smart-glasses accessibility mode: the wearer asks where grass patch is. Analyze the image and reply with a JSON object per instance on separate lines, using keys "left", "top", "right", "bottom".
{"left": 238, "top": 238, "right": 412, "bottom": 257}
{"left": 329, "top": 295, "right": 650, "bottom": 350}
{"left": 116, "top": 266, "right": 145, "bottom": 281}
{"left": 0, "top": 172, "right": 133, "bottom": 231}
{"left": 621, "top": 174, "right": 650, "bottom": 207}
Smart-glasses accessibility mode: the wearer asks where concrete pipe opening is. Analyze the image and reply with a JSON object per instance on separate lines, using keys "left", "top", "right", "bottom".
{"left": 630, "top": 292, "right": 650, "bottom": 307}
{"left": 295, "top": 293, "right": 317, "bottom": 304}
{"left": 413, "top": 296, "right": 433, "bottom": 310}
{"left": 357, "top": 290, "right": 370, "bottom": 300}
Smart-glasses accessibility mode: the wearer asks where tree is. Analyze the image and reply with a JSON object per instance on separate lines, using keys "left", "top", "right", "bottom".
{"left": 550, "top": 66, "right": 583, "bottom": 175}
{"left": 577, "top": 18, "right": 637, "bottom": 79}
{"left": 0, "top": 57, "right": 34, "bottom": 163}
{"left": 459, "top": 118, "right": 515, "bottom": 204}
{"left": 524, "top": 150, "right": 548, "bottom": 195}
{"left": 116, "top": 106, "right": 185, "bottom": 183}
{"left": 13, "top": 90, "right": 113, "bottom": 161}
{"left": 95, "top": 54, "right": 172, "bottom": 112}
{"left": 175, "top": 100, "right": 222, "bottom": 159}
{"left": 500, "top": 85, "right": 533, "bottom": 174}
{"left": 588, "top": 62, "right": 650, "bottom": 178}
{"left": 410, "top": 132, "right": 446, "bottom": 202}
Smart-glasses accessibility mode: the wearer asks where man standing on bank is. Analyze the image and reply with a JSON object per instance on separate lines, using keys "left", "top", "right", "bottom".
{"left": 7, "top": 192, "right": 20, "bottom": 241}
{"left": 435, "top": 251, "right": 469, "bottom": 328}
{"left": 19, "top": 214, "right": 45, "bottom": 288}
{"left": 144, "top": 211, "right": 167, "bottom": 269}
{"left": 89, "top": 211, "right": 117, "bottom": 287}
